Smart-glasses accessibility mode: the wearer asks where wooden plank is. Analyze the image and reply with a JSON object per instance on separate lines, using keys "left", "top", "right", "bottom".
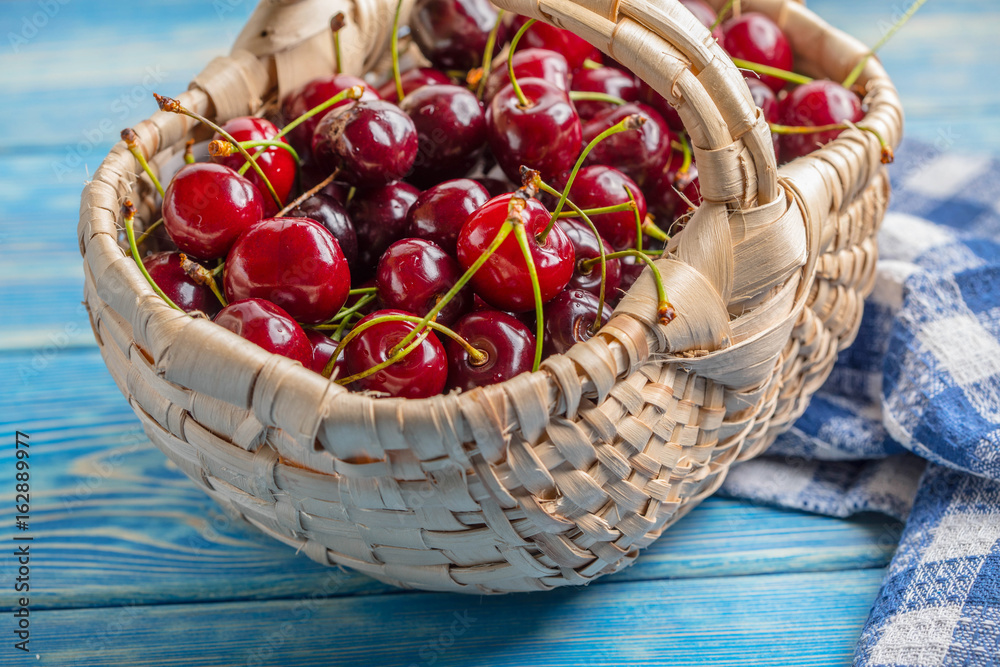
{"left": 24, "top": 569, "right": 884, "bottom": 666}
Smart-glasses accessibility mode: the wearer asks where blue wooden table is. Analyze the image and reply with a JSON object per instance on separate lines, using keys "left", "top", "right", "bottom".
{"left": 2, "top": 1, "right": 997, "bottom": 664}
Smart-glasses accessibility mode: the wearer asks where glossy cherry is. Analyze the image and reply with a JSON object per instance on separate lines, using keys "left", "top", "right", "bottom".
{"left": 567, "top": 165, "right": 648, "bottom": 251}
{"left": 558, "top": 219, "right": 622, "bottom": 299}
{"left": 375, "top": 238, "right": 472, "bottom": 325}
{"left": 410, "top": 0, "right": 506, "bottom": 71}
{"left": 638, "top": 79, "right": 684, "bottom": 132}
{"left": 721, "top": 12, "right": 793, "bottom": 94}
{"left": 142, "top": 251, "right": 221, "bottom": 317}
{"left": 224, "top": 217, "right": 351, "bottom": 325}
{"left": 377, "top": 67, "right": 452, "bottom": 103}
{"left": 456, "top": 194, "right": 575, "bottom": 312}
{"left": 446, "top": 310, "right": 535, "bottom": 391}
{"left": 342, "top": 309, "right": 448, "bottom": 398}
{"left": 406, "top": 178, "right": 489, "bottom": 254}
{"left": 779, "top": 79, "right": 864, "bottom": 162}
{"left": 482, "top": 48, "right": 570, "bottom": 103}
{"left": 288, "top": 193, "right": 359, "bottom": 272}
{"left": 512, "top": 16, "right": 601, "bottom": 71}
{"left": 312, "top": 99, "right": 418, "bottom": 188}
{"left": 213, "top": 116, "right": 296, "bottom": 217}
{"left": 582, "top": 102, "right": 672, "bottom": 187}
{"left": 486, "top": 78, "right": 582, "bottom": 183}
{"left": 281, "top": 74, "right": 379, "bottom": 154}
{"left": 214, "top": 298, "right": 312, "bottom": 366}
{"left": 162, "top": 162, "right": 263, "bottom": 260}
{"left": 542, "top": 288, "right": 610, "bottom": 356}
{"left": 571, "top": 66, "right": 640, "bottom": 120}
{"left": 399, "top": 84, "right": 487, "bottom": 186}
{"left": 304, "top": 329, "right": 342, "bottom": 376}
{"left": 349, "top": 181, "right": 421, "bottom": 276}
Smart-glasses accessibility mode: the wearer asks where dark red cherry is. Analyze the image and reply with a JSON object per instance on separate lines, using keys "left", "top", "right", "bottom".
{"left": 312, "top": 100, "right": 418, "bottom": 188}
{"left": 745, "top": 77, "right": 781, "bottom": 157}
{"left": 582, "top": 102, "right": 672, "bottom": 187}
{"left": 513, "top": 16, "right": 601, "bottom": 71}
{"left": 162, "top": 162, "right": 264, "bottom": 260}
{"left": 342, "top": 309, "right": 448, "bottom": 398}
{"left": 721, "top": 12, "right": 793, "bottom": 94}
{"left": 780, "top": 79, "right": 864, "bottom": 162}
{"left": 446, "top": 310, "right": 535, "bottom": 391}
{"left": 557, "top": 219, "right": 622, "bottom": 299}
{"left": 213, "top": 117, "right": 296, "bottom": 218}
{"left": 288, "top": 193, "right": 359, "bottom": 272}
{"left": 224, "top": 217, "right": 351, "bottom": 325}
{"left": 638, "top": 79, "right": 684, "bottom": 132}
{"left": 474, "top": 177, "right": 514, "bottom": 198}
{"left": 456, "top": 194, "right": 575, "bottom": 312}
{"left": 571, "top": 66, "right": 640, "bottom": 120}
{"left": 486, "top": 78, "right": 583, "bottom": 183}
{"left": 377, "top": 67, "right": 452, "bottom": 103}
{"left": 542, "top": 288, "right": 610, "bottom": 356}
{"left": 399, "top": 84, "right": 487, "bottom": 186}
{"left": 376, "top": 238, "right": 472, "bottom": 326}
{"left": 618, "top": 255, "right": 646, "bottom": 294}
{"left": 645, "top": 150, "right": 701, "bottom": 225}
{"left": 679, "top": 0, "right": 718, "bottom": 30}
{"left": 304, "top": 329, "right": 341, "bottom": 375}
{"left": 482, "top": 48, "right": 570, "bottom": 103}
{"left": 281, "top": 74, "right": 379, "bottom": 155}
{"left": 349, "top": 181, "right": 420, "bottom": 276}
{"left": 410, "top": 0, "right": 507, "bottom": 71}
{"left": 214, "top": 298, "right": 312, "bottom": 366}
{"left": 142, "top": 251, "right": 221, "bottom": 317}
{"left": 567, "top": 165, "right": 647, "bottom": 251}
{"left": 406, "top": 178, "right": 489, "bottom": 254}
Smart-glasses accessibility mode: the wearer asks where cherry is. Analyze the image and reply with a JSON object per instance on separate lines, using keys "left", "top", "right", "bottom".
{"left": 304, "top": 329, "right": 342, "bottom": 376}
{"left": 486, "top": 78, "right": 583, "bottom": 183}
{"left": 745, "top": 77, "right": 781, "bottom": 157}
{"left": 410, "top": 0, "right": 506, "bottom": 71}
{"left": 456, "top": 194, "right": 574, "bottom": 311}
{"left": 582, "top": 102, "right": 672, "bottom": 187}
{"left": 162, "top": 162, "right": 263, "bottom": 260}
{"left": 482, "top": 48, "right": 570, "bottom": 103}
{"left": 558, "top": 219, "right": 622, "bottom": 299}
{"left": 474, "top": 177, "right": 513, "bottom": 198}
{"left": 567, "top": 165, "right": 647, "bottom": 251}
{"left": 542, "top": 288, "right": 610, "bottom": 356}
{"left": 399, "top": 84, "right": 487, "bottom": 186}
{"left": 142, "top": 251, "right": 221, "bottom": 317}
{"left": 446, "top": 310, "right": 535, "bottom": 391}
{"left": 512, "top": 16, "right": 600, "bottom": 71}
{"left": 212, "top": 117, "right": 296, "bottom": 218}
{"left": 312, "top": 99, "right": 418, "bottom": 188}
{"left": 638, "top": 80, "right": 684, "bottom": 132}
{"left": 224, "top": 217, "right": 351, "bottom": 325}
{"left": 377, "top": 67, "right": 451, "bottom": 103}
{"left": 214, "top": 298, "right": 312, "bottom": 366}
{"left": 721, "top": 12, "right": 793, "bottom": 94}
{"left": 342, "top": 309, "right": 448, "bottom": 398}
{"left": 281, "top": 74, "right": 379, "bottom": 154}
{"left": 345, "top": 277, "right": 381, "bottom": 314}
{"left": 645, "top": 150, "right": 701, "bottom": 224}
{"left": 349, "top": 181, "right": 420, "bottom": 276}
{"left": 571, "top": 67, "right": 640, "bottom": 120}
{"left": 287, "top": 192, "right": 359, "bottom": 272}
{"left": 376, "top": 238, "right": 472, "bottom": 325}
{"left": 779, "top": 79, "right": 864, "bottom": 162}
{"left": 679, "top": 0, "right": 718, "bottom": 30}
{"left": 405, "top": 178, "right": 489, "bottom": 254}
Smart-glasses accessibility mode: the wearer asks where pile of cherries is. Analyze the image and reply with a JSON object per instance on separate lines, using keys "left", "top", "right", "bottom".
{"left": 128, "top": 0, "right": 872, "bottom": 399}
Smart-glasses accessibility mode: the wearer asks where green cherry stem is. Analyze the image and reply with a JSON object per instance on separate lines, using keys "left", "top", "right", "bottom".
{"left": 348, "top": 286, "right": 378, "bottom": 295}
{"left": 626, "top": 184, "right": 643, "bottom": 253}
{"left": 556, "top": 202, "right": 635, "bottom": 219}
{"left": 710, "top": 0, "right": 738, "bottom": 30}
{"left": 391, "top": 0, "right": 405, "bottom": 102}
{"left": 122, "top": 200, "right": 181, "bottom": 311}
{"left": 121, "top": 128, "right": 164, "bottom": 198}
{"left": 581, "top": 58, "right": 603, "bottom": 70}
{"left": 211, "top": 262, "right": 225, "bottom": 277}
{"left": 475, "top": 8, "right": 505, "bottom": 99}
{"left": 512, "top": 222, "right": 544, "bottom": 371}
{"left": 581, "top": 249, "right": 675, "bottom": 324}
{"left": 330, "top": 13, "right": 346, "bottom": 75}
{"left": 135, "top": 218, "right": 163, "bottom": 247}
{"left": 508, "top": 19, "right": 536, "bottom": 108}
{"left": 731, "top": 58, "right": 813, "bottom": 86}
{"left": 320, "top": 293, "right": 378, "bottom": 326}
{"left": 335, "top": 332, "right": 429, "bottom": 385}
{"left": 768, "top": 122, "right": 894, "bottom": 163}
{"left": 567, "top": 91, "right": 627, "bottom": 106}
{"left": 273, "top": 85, "right": 364, "bottom": 146}
{"left": 642, "top": 216, "right": 670, "bottom": 243}
{"left": 842, "top": 0, "right": 928, "bottom": 89}
{"left": 209, "top": 139, "right": 301, "bottom": 165}
{"left": 677, "top": 131, "right": 693, "bottom": 176}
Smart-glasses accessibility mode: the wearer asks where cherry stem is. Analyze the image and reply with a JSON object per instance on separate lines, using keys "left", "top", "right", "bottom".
{"left": 842, "top": 0, "right": 927, "bottom": 90}
{"left": 183, "top": 139, "right": 195, "bottom": 164}
{"left": 273, "top": 85, "right": 364, "bottom": 147}
{"left": 581, "top": 58, "right": 603, "bottom": 70}
{"left": 542, "top": 114, "right": 646, "bottom": 242}
{"left": 512, "top": 222, "right": 544, "bottom": 371}
{"left": 567, "top": 91, "right": 627, "bottom": 106}
{"left": 508, "top": 19, "right": 536, "bottom": 108}
{"left": 626, "top": 185, "right": 643, "bottom": 254}
{"left": 710, "top": 0, "right": 737, "bottom": 30}
{"left": 276, "top": 171, "right": 339, "bottom": 217}
{"left": 391, "top": 0, "right": 405, "bottom": 103}
{"left": 556, "top": 202, "right": 635, "bottom": 218}
{"left": 330, "top": 12, "right": 346, "bottom": 75}
{"left": 336, "top": 332, "right": 429, "bottom": 385}
{"left": 580, "top": 249, "right": 675, "bottom": 324}
{"left": 121, "top": 128, "right": 164, "bottom": 198}
{"left": 212, "top": 262, "right": 224, "bottom": 277}
{"left": 348, "top": 286, "right": 377, "bottom": 295}
{"left": 313, "top": 295, "right": 377, "bottom": 330}
{"left": 476, "top": 8, "right": 505, "bottom": 99}
{"left": 768, "top": 122, "right": 894, "bottom": 163}
{"left": 732, "top": 58, "right": 812, "bottom": 86}
{"left": 209, "top": 139, "right": 300, "bottom": 165}
{"left": 153, "top": 93, "right": 283, "bottom": 209}
{"left": 179, "top": 253, "right": 227, "bottom": 307}
{"left": 135, "top": 217, "right": 163, "bottom": 247}
{"left": 642, "top": 215, "right": 670, "bottom": 242}
{"left": 677, "top": 131, "right": 692, "bottom": 175}
{"left": 122, "top": 200, "right": 181, "bottom": 311}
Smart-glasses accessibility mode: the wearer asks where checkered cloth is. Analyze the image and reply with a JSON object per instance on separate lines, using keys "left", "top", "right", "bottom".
{"left": 716, "top": 138, "right": 1000, "bottom": 666}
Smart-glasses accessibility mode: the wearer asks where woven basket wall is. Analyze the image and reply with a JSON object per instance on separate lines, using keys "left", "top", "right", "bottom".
{"left": 79, "top": 0, "right": 902, "bottom": 593}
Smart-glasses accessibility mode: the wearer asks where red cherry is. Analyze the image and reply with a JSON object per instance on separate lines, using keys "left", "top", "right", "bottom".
{"left": 142, "top": 251, "right": 221, "bottom": 317}
{"left": 288, "top": 192, "right": 359, "bottom": 273}
{"left": 304, "top": 329, "right": 341, "bottom": 375}
{"left": 312, "top": 100, "right": 418, "bottom": 188}
{"left": 281, "top": 74, "right": 379, "bottom": 154}
{"left": 474, "top": 177, "right": 514, "bottom": 198}
{"left": 342, "top": 309, "right": 448, "bottom": 398}
{"left": 377, "top": 67, "right": 452, "bottom": 103}
{"left": 399, "top": 84, "right": 487, "bottom": 186}
{"left": 645, "top": 150, "right": 701, "bottom": 224}
{"left": 557, "top": 219, "right": 622, "bottom": 299}
{"left": 410, "top": 0, "right": 506, "bottom": 71}
{"left": 512, "top": 16, "right": 600, "bottom": 71}
{"left": 638, "top": 79, "right": 684, "bottom": 132}
{"left": 482, "top": 48, "right": 570, "bottom": 103}
{"left": 406, "top": 178, "right": 489, "bottom": 254}
{"left": 567, "top": 165, "right": 647, "bottom": 251}
{"left": 745, "top": 77, "right": 781, "bottom": 157}
{"left": 375, "top": 238, "right": 472, "bottom": 326}
{"left": 486, "top": 78, "right": 583, "bottom": 183}
{"left": 721, "top": 12, "right": 793, "bottom": 94}
{"left": 214, "top": 298, "right": 312, "bottom": 365}
{"left": 542, "top": 288, "right": 611, "bottom": 355}
{"left": 582, "top": 102, "right": 672, "bottom": 187}
{"left": 679, "top": 0, "right": 718, "bottom": 30}
{"left": 456, "top": 194, "right": 575, "bottom": 312}
{"left": 779, "top": 79, "right": 864, "bottom": 162}
{"left": 224, "top": 217, "right": 351, "bottom": 325}
{"left": 349, "top": 181, "right": 420, "bottom": 276}
{"left": 162, "top": 162, "right": 263, "bottom": 260}
{"left": 571, "top": 67, "right": 640, "bottom": 120}
{"left": 213, "top": 117, "right": 296, "bottom": 217}
{"left": 446, "top": 310, "right": 535, "bottom": 391}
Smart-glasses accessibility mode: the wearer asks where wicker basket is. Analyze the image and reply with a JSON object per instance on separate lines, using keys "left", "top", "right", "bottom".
{"left": 79, "top": 0, "right": 902, "bottom": 593}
